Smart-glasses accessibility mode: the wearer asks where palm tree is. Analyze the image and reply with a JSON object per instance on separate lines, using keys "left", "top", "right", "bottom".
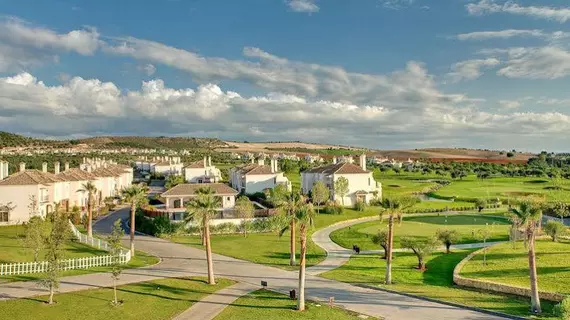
{"left": 378, "top": 196, "right": 417, "bottom": 284}
{"left": 295, "top": 201, "right": 315, "bottom": 311}
{"left": 510, "top": 201, "right": 543, "bottom": 314}
{"left": 185, "top": 187, "right": 221, "bottom": 285}
{"left": 276, "top": 191, "right": 303, "bottom": 266}
{"left": 77, "top": 181, "right": 97, "bottom": 238}
{"left": 121, "top": 185, "right": 148, "bottom": 257}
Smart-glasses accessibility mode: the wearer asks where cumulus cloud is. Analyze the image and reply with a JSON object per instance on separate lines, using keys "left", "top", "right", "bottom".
{"left": 466, "top": 0, "right": 570, "bottom": 23}
{"left": 383, "top": 0, "right": 414, "bottom": 10}
{"left": 447, "top": 58, "right": 500, "bottom": 82}
{"left": 495, "top": 46, "right": 570, "bottom": 79}
{"left": 137, "top": 63, "right": 156, "bottom": 76}
{"left": 0, "top": 17, "right": 100, "bottom": 72}
{"left": 456, "top": 29, "right": 546, "bottom": 41}
{"left": 498, "top": 100, "right": 521, "bottom": 109}
{"left": 286, "top": 0, "right": 319, "bottom": 13}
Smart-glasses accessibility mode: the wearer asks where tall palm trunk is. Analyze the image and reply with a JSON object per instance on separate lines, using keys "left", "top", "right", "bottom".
{"left": 297, "top": 225, "right": 307, "bottom": 311}
{"left": 385, "top": 213, "right": 394, "bottom": 284}
{"left": 527, "top": 228, "right": 541, "bottom": 313}
{"left": 290, "top": 219, "right": 296, "bottom": 266}
{"left": 130, "top": 203, "right": 136, "bottom": 257}
{"left": 201, "top": 229, "right": 206, "bottom": 246}
{"left": 87, "top": 194, "right": 93, "bottom": 238}
{"left": 204, "top": 217, "right": 216, "bottom": 285}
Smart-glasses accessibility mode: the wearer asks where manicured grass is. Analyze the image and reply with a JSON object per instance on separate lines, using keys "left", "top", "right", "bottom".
{"left": 171, "top": 208, "right": 378, "bottom": 270}
{"left": 412, "top": 200, "right": 475, "bottom": 210}
{"left": 285, "top": 172, "right": 301, "bottom": 192}
{"left": 433, "top": 176, "right": 570, "bottom": 202}
{"left": 461, "top": 240, "right": 570, "bottom": 295}
{"left": 321, "top": 251, "right": 557, "bottom": 319}
{"left": 372, "top": 174, "right": 439, "bottom": 197}
{"left": 330, "top": 214, "right": 511, "bottom": 251}
{"left": 0, "top": 225, "right": 160, "bottom": 283}
{"left": 215, "top": 289, "right": 364, "bottom": 320}
{"left": 0, "top": 277, "right": 235, "bottom": 320}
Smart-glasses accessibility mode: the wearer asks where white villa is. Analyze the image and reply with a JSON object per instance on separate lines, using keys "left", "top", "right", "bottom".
{"left": 161, "top": 183, "right": 238, "bottom": 213}
{"left": 184, "top": 156, "right": 222, "bottom": 183}
{"left": 301, "top": 155, "right": 382, "bottom": 206}
{"left": 0, "top": 159, "right": 133, "bottom": 225}
{"left": 229, "top": 158, "right": 291, "bottom": 194}
{"left": 153, "top": 157, "right": 184, "bottom": 176}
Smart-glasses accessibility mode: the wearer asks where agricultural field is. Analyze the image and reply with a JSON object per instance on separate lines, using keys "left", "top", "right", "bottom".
{"left": 460, "top": 240, "right": 570, "bottom": 295}
{"left": 330, "top": 214, "right": 511, "bottom": 251}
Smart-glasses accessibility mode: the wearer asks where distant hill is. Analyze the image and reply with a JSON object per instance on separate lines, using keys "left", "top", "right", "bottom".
{"left": 0, "top": 131, "right": 69, "bottom": 148}
{"left": 78, "top": 136, "right": 228, "bottom": 150}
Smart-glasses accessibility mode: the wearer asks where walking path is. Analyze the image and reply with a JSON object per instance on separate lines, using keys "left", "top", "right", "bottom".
{"left": 0, "top": 209, "right": 507, "bottom": 320}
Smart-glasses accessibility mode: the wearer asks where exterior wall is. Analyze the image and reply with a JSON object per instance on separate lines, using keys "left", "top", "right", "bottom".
{"left": 301, "top": 172, "right": 332, "bottom": 195}
{"left": 0, "top": 185, "right": 40, "bottom": 225}
{"left": 164, "top": 195, "right": 235, "bottom": 210}
{"left": 302, "top": 172, "right": 382, "bottom": 206}
{"left": 184, "top": 167, "right": 222, "bottom": 183}
{"left": 245, "top": 174, "right": 279, "bottom": 194}
{"left": 154, "top": 164, "right": 183, "bottom": 176}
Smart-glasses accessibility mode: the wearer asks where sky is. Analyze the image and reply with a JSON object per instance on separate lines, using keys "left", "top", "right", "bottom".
{"left": 1, "top": 0, "right": 570, "bottom": 151}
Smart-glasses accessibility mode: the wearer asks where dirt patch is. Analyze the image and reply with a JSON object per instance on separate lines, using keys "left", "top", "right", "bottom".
{"left": 501, "top": 191, "right": 538, "bottom": 197}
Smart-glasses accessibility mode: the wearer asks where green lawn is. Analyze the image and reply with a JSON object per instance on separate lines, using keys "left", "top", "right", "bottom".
{"left": 461, "top": 240, "right": 570, "bottom": 295}
{"left": 0, "top": 277, "right": 235, "bottom": 320}
{"left": 373, "top": 173, "right": 439, "bottom": 198}
{"left": 0, "top": 225, "right": 159, "bottom": 283}
{"left": 171, "top": 208, "right": 378, "bottom": 270}
{"left": 330, "top": 214, "right": 511, "bottom": 251}
{"left": 285, "top": 172, "right": 301, "bottom": 192}
{"left": 432, "top": 176, "right": 570, "bottom": 202}
{"left": 411, "top": 200, "right": 476, "bottom": 211}
{"left": 215, "top": 289, "right": 364, "bottom": 320}
{"left": 321, "top": 251, "right": 557, "bottom": 319}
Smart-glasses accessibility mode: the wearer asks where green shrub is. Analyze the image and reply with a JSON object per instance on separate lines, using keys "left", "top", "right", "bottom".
{"left": 554, "top": 297, "right": 570, "bottom": 320}
{"left": 369, "top": 198, "right": 383, "bottom": 206}
{"left": 354, "top": 200, "right": 366, "bottom": 212}
{"left": 323, "top": 200, "right": 344, "bottom": 215}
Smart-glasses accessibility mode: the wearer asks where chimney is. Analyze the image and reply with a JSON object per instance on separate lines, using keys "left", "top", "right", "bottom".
{"left": 332, "top": 157, "right": 337, "bottom": 164}
{"left": 82, "top": 157, "right": 86, "bottom": 164}
{"left": 250, "top": 158, "right": 255, "bottom": 164}
{"left": 270, "top": 159, "right": 275, "bottom": 173}
{"left": 42, "top": 162, "right": 48, "bottom": 173}
{"left": 87, "top": 166, "right": 92, "bottom": 173}
{"left": 54, "top": 162, "right": 60, "bottom": 175}
{"left": 208, "top": 156, "right": 212, "bottom": 167}
{"left": 19, "top": 162, "right": 26, "bottom": 172}
{"left": 0, "top": 161, "right": 6, "bottom": 180}
{"left": 203, "top": 156, "right": 207, "bottom": 168}
{"left": 257, "top": 158, "right": 265, "bottom": 166}
{"left": 65, "top": 162, "right": 70, "bottom": 171}
{"left": 360, "top": 154, "right": 367, "bottom": 171}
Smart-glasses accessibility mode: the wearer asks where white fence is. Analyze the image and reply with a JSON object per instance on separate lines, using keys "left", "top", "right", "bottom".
{"left": 0, "top": 221, "right": 131, "bottom": 276}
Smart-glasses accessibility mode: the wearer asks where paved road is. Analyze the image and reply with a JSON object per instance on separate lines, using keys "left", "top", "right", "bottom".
{"left": 0, "top": 209, "right": 506, "bottom": 320}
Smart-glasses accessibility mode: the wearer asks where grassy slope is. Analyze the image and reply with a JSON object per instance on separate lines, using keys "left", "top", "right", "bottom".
{"left": 171, "top": 208, "right": 379, "bottom": 271}
{"left": 321, "top": 251, "right": 556, "bottom": 319}
{"left": 433, "top": 176, "right": 570, "bottom": 201}
{"left": 215, "top": 289, "right": 363, "bottom": 320}
{"left": 0, "top": 225, "right": 159, "bottom": 283}
{"left": 461, "top": 240, "right": 570, "bottom": 295}
{"left": 330, "top": 214, "right": 511, "bottom": 251}
{"left": 0, "top": 277, "right": 235, "bottom": 320}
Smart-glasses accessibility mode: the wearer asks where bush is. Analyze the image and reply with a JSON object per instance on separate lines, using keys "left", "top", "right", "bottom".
{"left": 153, "top": 215, "right": 177, "bottom": 237}
{"left": 554, "top": 297, "right": 570, "bottom": 320}
{"left": 211, "top": 222, "right": 239, "bottom": 234}
{"left": 322, "top": 200, "right": 344, "bottom": 215}
{"left": 354, "top": 200, "right": 366, "bottom": 212}
{"left": 369, "top": 198, "right": 383, "bottom": 206}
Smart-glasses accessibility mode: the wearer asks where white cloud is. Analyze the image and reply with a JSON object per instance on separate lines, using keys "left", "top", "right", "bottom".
{"left": 137, "top": 63, "right": 156, "bottom": 76}
{"left": 0, "top": 18, "right": 100, "bottom": 72}
{"left": 498, "top": 100, "right": 521, "bottom": 109}
{"left": 456, "top": 29, "right": 545, "bottom": 41}
{"left": 286, "top": 0, "right": 319, "bottom": 13}
{"left": 466, "top": 0, "right": 570, "bottom": 23}
{"left": 447, "top": 58, "right": 500, "bottom": 82}
{"left": 383, "top": 0, "right": 414, "bottom": 10}
{"left": 496, "top": 46, "right": 570, "bottom": 79}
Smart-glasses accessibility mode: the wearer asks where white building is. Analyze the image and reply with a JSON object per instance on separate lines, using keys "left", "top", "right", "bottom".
{"left": 0, "top": 159, "right": 133, "bottom": 225}
{"left": 161, "top": 183, "right": 238, "bottom": 214}
{"left": 301, "top": 155, "right": 382, "bottom": 206}
{"left": 153, "top": 157, "right": 184, "bottom": 176}
{"left": 184, "top": 156, "right": 222, "bottom": 183}
{"left": 229, "top": 158, "right": 291, "bottom": 194}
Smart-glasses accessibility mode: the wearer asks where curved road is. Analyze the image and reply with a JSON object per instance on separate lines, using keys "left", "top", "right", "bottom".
{"left": 0, "top": 209, "right": 508, "bottom": 320}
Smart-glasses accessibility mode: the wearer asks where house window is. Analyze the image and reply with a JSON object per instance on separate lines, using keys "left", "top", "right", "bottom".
{"left": 226, "top": 197, "right": 231, "bottom": 201}
{"left": 0, "top": 209, "right": 8, "bottom": 222}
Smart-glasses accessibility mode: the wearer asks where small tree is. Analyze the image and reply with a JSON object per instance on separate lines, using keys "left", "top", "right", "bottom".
{"left": 121, "top": 184, "right": 148, "bottom": 256}
{"left": 436, "top": 229, "right": 460, "bottom": 253}
{"left": 475, "top": 198, "right": 487, "bottom": 213}
{"left": 544, "top": 220, "right": 566, "bottom": 242}
{"left": 234, "top": 196, "right": 255, "bottom": 237}
{"left": 551, "top": 202, "right": 569, "bottom": 224}
{"left": 41, "top": 209, "right": 71, "bottom": 304}
{"left": 24, "top": 216, "right": 49, "bottom": 262}
{"left": 476, "top": 226, "right": 492, "bottom": 265}
{"left": 554, "top": 297, "right": 570, "bottom": 320}
{"left": 400, "top": 237, "right": 438, "bottom": 271}
{"left": 311, "top": 181, "right": 329, "bottom": 214}
{"left": 371, "top": 230, "right": 389, "bottom": 259}
{"left": 165, "top": 175, "right": 185, "bottom": 189}
{"left": 107, "top": 219, "right": 124, "bottom": 305}
{"left": 334, "top": 177, "right": 349, "bottom": 207}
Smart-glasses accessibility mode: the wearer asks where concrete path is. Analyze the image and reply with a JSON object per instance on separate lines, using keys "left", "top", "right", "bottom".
{"left": 0, "top": 209, "right": 507, "bottom": 320}
{"left": 173, "top": 282, "right": 258, "bottom": 320}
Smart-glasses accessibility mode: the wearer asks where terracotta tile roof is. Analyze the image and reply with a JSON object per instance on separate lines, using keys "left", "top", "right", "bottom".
{"left": 161, "top": 183, "right": 238, "bottom": 197}
{"left": 185, "top": 159, "right": 206, "bottom": 169}
{"left": 0, "top": 170, "right": 62, "bottom": 186}
{"left": 233, "top": 164, "right": 279, "bottom": 175}
{"left": 304, "top": 162, "right": 368, "bottom": 175}
{"left": 91, "top": 167, "right": 121, "bottom": 178}
{"left": 57, "top": 168, "right": 98, "bottom": 181}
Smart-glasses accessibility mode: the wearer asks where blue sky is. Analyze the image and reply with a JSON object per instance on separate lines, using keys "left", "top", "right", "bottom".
{"left": 1, "top": 0, "right": 570, "bottom": 151}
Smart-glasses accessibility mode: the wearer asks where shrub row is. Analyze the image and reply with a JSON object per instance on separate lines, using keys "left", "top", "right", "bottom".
{"left": 404, "top": 203, "right": 501, "bottom": 214}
